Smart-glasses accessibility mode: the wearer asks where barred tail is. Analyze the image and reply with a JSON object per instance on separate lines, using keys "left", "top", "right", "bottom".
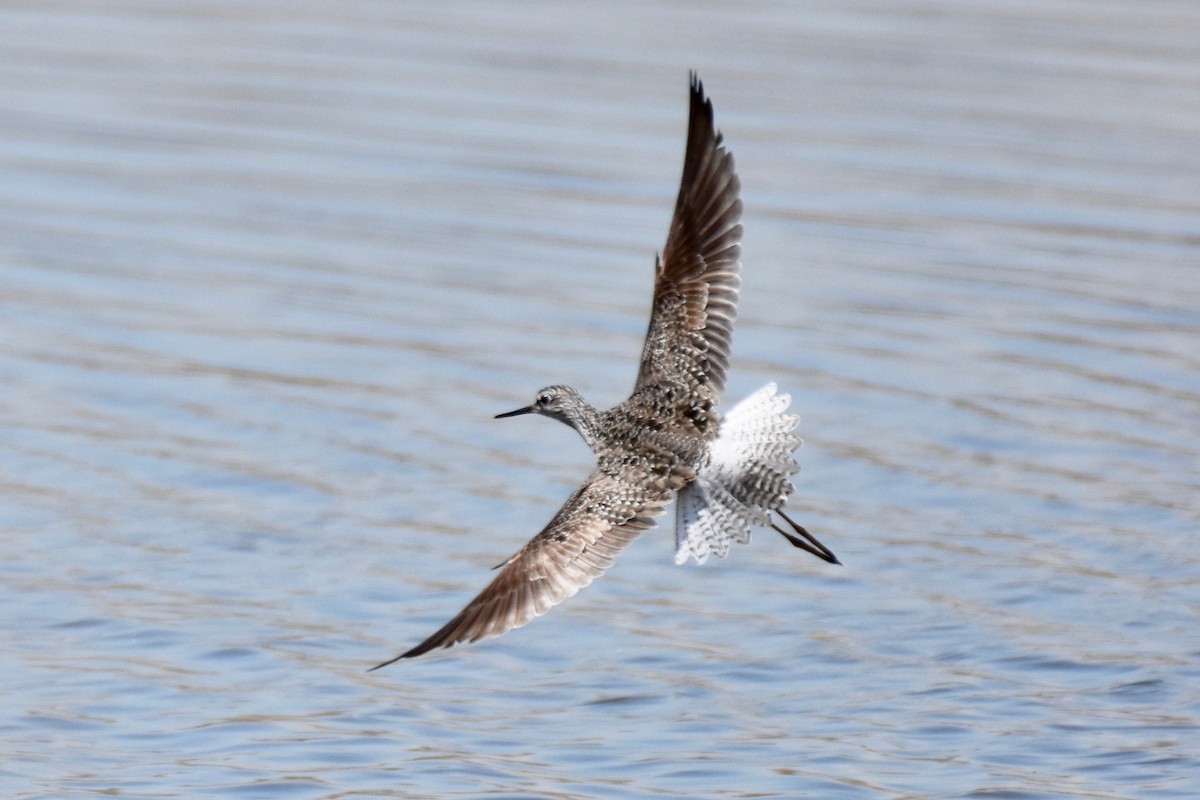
{"left": 675, "top": 383, "right": 801, "bottom": 565}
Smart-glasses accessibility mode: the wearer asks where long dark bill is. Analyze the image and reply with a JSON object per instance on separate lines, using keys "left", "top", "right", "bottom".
{"left": 495, "top": 406, "right": 535, "bottom": 419}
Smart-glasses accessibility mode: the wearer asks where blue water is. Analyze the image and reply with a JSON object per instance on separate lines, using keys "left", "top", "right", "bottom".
{"left": 2, "top": 2, "right": 1198, "bottom": 798}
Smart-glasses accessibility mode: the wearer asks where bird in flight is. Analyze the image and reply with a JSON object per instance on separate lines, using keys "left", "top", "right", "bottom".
{"left": 371, "top": 73, "right": 838, "bottom": 670}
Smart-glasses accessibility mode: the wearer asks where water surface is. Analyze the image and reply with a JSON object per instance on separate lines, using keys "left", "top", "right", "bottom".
{"left": 2, "top": 2, "right": 1198, "bottom": 798}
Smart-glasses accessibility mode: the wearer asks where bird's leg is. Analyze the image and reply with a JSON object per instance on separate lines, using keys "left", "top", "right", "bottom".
{"left": 770, "top": 509, "right": 841, "bottom": 565}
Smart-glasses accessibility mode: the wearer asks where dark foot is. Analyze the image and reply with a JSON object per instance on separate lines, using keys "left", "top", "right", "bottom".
{"left": 771, "top": 509, "right": 841, "bottom": 565}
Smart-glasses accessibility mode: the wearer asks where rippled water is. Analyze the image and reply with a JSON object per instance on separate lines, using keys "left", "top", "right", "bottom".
{"left": 2, "top": 2, "right": 1198, "bottom": 798}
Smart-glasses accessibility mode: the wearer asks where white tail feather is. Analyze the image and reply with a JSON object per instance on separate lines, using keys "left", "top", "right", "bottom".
{"left": 675, "top": 383, "right": 802, "bottom": 565}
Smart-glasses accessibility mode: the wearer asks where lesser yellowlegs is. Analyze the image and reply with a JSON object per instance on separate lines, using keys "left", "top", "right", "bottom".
{"left": 371, "top": 73, "right": 838, "bottom": 669}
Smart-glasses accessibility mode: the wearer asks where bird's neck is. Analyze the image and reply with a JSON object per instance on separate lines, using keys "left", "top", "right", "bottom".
{"left": 558, "top": 402, "right": 604, "bottom": 450}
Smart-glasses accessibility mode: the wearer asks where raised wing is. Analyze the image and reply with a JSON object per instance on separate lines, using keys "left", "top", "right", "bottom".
{"left": 635, "top": 73, "right": 743, "bottom": 399}
{"left": 371, "top": 473, "right": 668, "bottom": 667}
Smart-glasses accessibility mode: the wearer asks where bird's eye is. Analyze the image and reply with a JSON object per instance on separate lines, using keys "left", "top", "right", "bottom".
{"left": 538, "top": 394, "right": 551, "bottom": 405}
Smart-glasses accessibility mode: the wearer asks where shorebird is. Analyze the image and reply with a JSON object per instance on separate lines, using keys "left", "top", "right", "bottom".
{"left": 371, "top": 73, "right": 838, "bottom": 669}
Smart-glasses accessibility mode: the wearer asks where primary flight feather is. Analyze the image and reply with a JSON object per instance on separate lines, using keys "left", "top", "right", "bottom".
{"left": 371, "top": 73, "right": 838, "bottom": 670}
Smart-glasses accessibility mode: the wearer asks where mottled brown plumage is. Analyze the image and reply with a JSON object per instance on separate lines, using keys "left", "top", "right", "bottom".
{"left": 371, "top": 74, "right": 836, "bottom": 670}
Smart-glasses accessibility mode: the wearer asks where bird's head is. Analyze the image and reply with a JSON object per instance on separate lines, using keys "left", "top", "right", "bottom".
{"left": 495, "top": 385, "right": 589, "bottom": 426}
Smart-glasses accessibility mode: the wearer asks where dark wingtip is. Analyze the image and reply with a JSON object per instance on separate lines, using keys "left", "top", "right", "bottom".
{"left": 367, "top": 656, "right": 399, "bottom": 672}
{"left": 367, "top": 642, "right": 432, "bottom": 671}
{"left": 688, "top": 70, "right": 714, "bottom": 126}
{"left": 370, "top": 605, "right": 477, "bottom": 670}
